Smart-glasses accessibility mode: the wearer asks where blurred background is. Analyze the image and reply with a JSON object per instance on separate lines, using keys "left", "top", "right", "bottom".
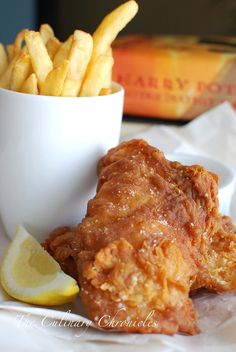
{"left": 1, "top": 0, "right": 236, "bottom": 44}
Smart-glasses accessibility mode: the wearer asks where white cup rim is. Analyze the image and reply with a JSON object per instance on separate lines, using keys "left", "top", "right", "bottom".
{"left": 0, "top": 81, "right": 124, "bottom": 100}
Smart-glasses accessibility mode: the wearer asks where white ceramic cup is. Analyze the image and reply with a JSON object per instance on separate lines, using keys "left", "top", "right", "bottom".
{"left": 167, "top": 153, "right": 235, "bottom": 215}
{"left": 0, "top": 83, "right": 124, "bottom": 241}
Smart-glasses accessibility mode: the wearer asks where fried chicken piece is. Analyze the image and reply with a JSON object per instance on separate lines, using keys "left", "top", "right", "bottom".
{"left": 192, "top": 215, "right": 236, "bottom": 292}
{"left": 43, "top": 139, "right": 234, "bottom": 334}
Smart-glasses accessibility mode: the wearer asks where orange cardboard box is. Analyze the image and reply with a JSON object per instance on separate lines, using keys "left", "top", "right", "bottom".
{"left": 112, "top": 35, "right": 236, "bottom": 120}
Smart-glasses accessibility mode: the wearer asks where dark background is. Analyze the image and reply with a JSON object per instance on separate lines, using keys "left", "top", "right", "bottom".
{"left": 1, "top": 0, "right": 236, "bottom": 44}
{"left": 0, "top": 0, "right": 36, "bottom": 44}
{"left": 39, "top": 0, "right": 236, "bottom": 40}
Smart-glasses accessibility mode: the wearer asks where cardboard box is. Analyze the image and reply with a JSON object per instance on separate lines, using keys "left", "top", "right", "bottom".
{"left": 112, "top": 35, "right": 236, "bottom": 120}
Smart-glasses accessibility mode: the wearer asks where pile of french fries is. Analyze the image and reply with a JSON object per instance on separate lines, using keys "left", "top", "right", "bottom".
{"left": 0, "top": 0, "right": 138, "bottom": 97}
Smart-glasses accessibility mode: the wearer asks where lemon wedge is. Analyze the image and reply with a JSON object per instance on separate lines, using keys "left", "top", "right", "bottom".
{"left": 0, "top": 225, "right": 79, "bottom": 305}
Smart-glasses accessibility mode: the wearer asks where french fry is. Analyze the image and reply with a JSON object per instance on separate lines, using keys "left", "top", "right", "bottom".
{"left": 101, "top": 47, "right": 112, "bottom": 89}
{"left": 13, "top": 29, "right": 27, "bottom": 56}
{"left": 80, "top": 54, "right": 114, "bottom": 97}
{"left": 1, "top": 1, "right": 138, "bottom": 96}
{"left": 0, "top": 54, "right": 19, "bottom": 89}
{"left": 6, "top": 44, "right": 14, "bottom": 62}
{"left": 91, "top": 0, "right": 138, "bottom": 64}
{"left": 46, "top": 37, "right": 61, "bottom": 59}
{"left": 41, "top": 60, "right": 69, "bottom": 96}
{"left": 0, "top": 43, "right": 8, "bottom": 76}
{"left": 99, "top": 88, "right": 112, "bottom": 96}
{"left": 20, "top": 73, "right": 38, "bottom": 94}
{"left": 25, "top": 30, "right": 53, "bottom": 88}
{"left": 53, "top": 35, "right": 73, "bottom": 68}
{"left": 61, "top": 30, "right": 93, "bottom": 97}
{"left": 40, "top": 24, "right": 54, "bottom": 44}
{"left": 92, "top": 47, "right": 113, "bottom": 96}
{"left": 81, "top": 1, "right": 138, "bottom": 95}
{"left": 10, "top": 53, "right": 32, "bottom": 91}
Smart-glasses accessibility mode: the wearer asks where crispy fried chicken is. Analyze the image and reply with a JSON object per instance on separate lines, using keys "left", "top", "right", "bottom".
{"left": 43, "top": 139, "right": 236, "bottom": 334}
